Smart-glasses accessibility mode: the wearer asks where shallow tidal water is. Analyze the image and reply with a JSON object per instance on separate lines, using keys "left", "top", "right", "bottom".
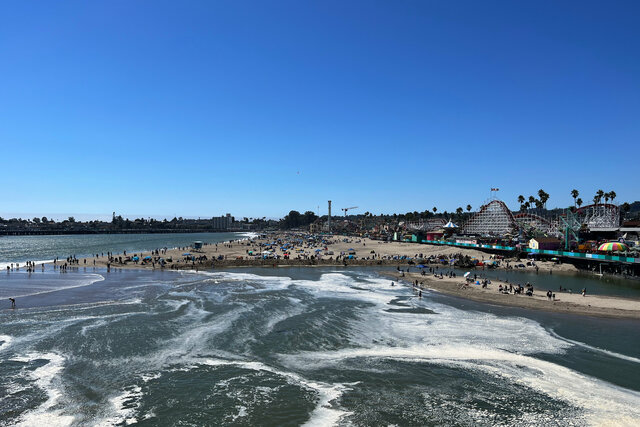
{"left": 1, "top": 266, "right": 639, "bottom": 426}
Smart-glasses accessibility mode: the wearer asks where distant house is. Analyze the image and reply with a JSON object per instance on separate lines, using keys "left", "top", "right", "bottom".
{"left": 529, "top": 237, "right": 561, "bottom": 250}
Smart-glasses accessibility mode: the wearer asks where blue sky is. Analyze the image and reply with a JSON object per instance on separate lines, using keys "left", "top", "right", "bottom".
{"left": 1, "top": 0, "right": 638, "bottom": 220}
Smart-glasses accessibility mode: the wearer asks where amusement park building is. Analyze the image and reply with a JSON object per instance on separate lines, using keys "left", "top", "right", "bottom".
{"left": 529, "top": 237, "right": 562, "bottom": 250}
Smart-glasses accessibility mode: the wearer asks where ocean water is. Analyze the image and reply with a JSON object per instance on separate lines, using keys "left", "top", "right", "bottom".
{"left": 0, "top": 232, "right": 253, "bottom": 268}
{"left": 1, "top": 266, "right": 639, "bottom": 426}
{"left": 425, "top": 265, "right": 640, "bottom": 298}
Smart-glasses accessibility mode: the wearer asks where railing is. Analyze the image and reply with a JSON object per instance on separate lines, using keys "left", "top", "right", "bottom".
{"left": 413, "top": 239, "right": 640, "bottom": 264}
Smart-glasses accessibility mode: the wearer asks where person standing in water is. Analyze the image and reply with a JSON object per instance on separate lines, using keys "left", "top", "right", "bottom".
{"left": 9, "top": 298, "right": 16, "bottom": 308}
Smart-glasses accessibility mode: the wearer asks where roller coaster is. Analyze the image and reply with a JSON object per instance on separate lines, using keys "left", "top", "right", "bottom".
{"left": 449, "top": 200, "right": 619, "bottom": 240}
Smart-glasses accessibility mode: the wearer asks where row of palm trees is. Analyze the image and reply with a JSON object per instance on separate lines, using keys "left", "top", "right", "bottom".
{"left": 570, "top": 189, "right": 616, "bottom": 208}
{"left": 517, "top": 189, "right": 550, "bottom": 211}
{"left": 517, "top": 189, "right": 618, "bottom": 212}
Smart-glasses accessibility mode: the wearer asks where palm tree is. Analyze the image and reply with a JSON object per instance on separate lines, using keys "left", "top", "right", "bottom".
{"left": 596, "top": 189, "right": 604, "bottom": 205}
{"left": 538, "top": 189, "right": 549, "bottom": 209}
{"left": 432, "top": 207, "right": 437, "bottom": 214}
{"left": 571, "top": 189, "right": 579, "bottom": 207}
{"left": 577, "top": 198, "right": 583, "bottom": 208}
{"left": 466, "top": 204, "right": 472, "bottom": 212}
{"left": 523, "top": 201, "right": 531, "bottom": 210}
{"left": 517, "top": 195, "right": 525, "bottom": 205}
{"left": 604, "top": 192, "right": 610, "bottom": 204}
{"left": 593, "top": 196, "right": 599, "bottom": 205}
{"left": 456, "top": 207, "right": 463, "bottom": 218}
{"left": 609, "top": 190, "right": 616, "bottom": 204}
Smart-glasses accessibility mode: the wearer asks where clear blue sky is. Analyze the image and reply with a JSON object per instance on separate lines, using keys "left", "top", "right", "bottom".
{"left": 1, "top": 0, "right": 638, "bottom": 220}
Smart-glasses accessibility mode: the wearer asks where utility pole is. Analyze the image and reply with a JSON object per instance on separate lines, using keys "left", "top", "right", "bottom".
{"left": 328, "top": 200, "right": 332, "bottom": 231}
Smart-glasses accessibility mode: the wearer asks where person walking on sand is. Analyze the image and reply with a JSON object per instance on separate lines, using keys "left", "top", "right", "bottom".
{"left": 9, "top": 298, "right": 16, "bottom": 308}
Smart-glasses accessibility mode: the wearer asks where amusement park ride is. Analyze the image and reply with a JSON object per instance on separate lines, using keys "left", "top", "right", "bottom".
{"left": 406, "top": 197, "right": 621, "bottom": 250}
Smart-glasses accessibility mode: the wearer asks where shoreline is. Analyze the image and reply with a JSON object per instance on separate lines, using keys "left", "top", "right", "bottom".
{"left": 7, "top": 232, "right": 640, "bottom": 320}
{"left": 383, "top": 270, "right": 640, "bottom": 320}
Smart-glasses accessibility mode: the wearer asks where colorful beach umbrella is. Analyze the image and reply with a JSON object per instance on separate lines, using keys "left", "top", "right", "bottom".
{"left": 598, "top": 242, "right": 628, "bottom": 252}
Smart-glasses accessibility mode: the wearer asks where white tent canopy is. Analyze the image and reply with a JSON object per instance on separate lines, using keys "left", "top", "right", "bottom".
{"left": 444, "top": 219, "right": 458, "bottom": 228}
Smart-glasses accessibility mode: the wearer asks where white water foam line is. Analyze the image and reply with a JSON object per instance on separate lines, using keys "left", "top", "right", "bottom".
{"left": 198, "top": 358, "right": 355, "bottom": 426}
{"left": 103, "top": 384, "right": 144, "bottom": 426}
{"left": 0, "top": 334, "right": 13, "bottom": 352}
{"left": 10, "top": 352, "right": 74, "bottom": 427}
{"left": 549, "top": 329, "right": 640, "bottom": 365}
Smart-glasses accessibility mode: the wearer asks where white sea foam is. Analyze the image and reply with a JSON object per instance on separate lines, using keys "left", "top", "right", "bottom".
{"left": 549, "top": 329, "right": 640, "bottom": 364}
{"left": 0, "top": 334, "right": 12, "bottom": 352}
{"left": 11, "top": 352, "right": 74, "bottom": 427}
{"left": 104, "top": 384, "right": 144, "bottom": 426}
{"left": 198, "top": 358, "right": 354, "bottom": 426}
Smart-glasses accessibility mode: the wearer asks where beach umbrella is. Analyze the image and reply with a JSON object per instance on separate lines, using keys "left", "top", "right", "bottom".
{"left": 598, "top": 242, "right": 628, "bottom": 252}
{"left": 182, "top": 252, "right": 191, "bottom": 256}
{"left": 315, "top": 249, "right": 322, "bottom": 252}
{"left": 464, "top": 272, "right": 470, "bottom": 278}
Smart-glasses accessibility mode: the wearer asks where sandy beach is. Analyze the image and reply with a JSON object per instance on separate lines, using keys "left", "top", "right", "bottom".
{"left": 60, "top": 232, "right": 577, "bottom": 272}
{"left": 386, "top": 270, "right": 640, "bottom": 319}
{"left": 32, "top": 232, "right": 640, "bottom": 320}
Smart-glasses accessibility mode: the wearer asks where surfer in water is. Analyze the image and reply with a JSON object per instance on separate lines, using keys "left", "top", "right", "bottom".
{"left": 9, "top": 298, "right": 16, "bottom": 309}
{"left": 391, "top": 281, "right": 394, "bottom": 287}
